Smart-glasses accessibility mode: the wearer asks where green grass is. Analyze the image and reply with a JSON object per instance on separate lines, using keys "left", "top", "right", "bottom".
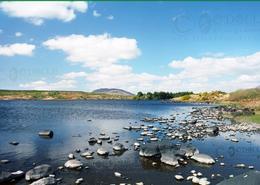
{"left": 235, "top": 112, "right": 260, "bottom": 124}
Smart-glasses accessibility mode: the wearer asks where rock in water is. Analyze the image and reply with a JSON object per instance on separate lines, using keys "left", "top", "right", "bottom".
{"left": 97, "top": 148, "right": 109, "bottom": 156}
{"left": 9, "top": 141, "right": 19, "bottom": 145}
{"left": 64, "top": 159, "right": 83, "bottom": 169}
{"left": 38, "top": 130, "right": 53, "bottom": 138}
{"left": 206, "top": 126, "right": 219, "bottom": 135}
{"left": 180, "top": 145, "right": 199, "bottom": 157}
{"left": 191, "top": 153, "right": 215, "bottom": 164}
{"left": 29, "top": 176, "right": 56, "bottom": 185}
{"left": 160, "top": 148, "right": 180, "bottom": 166}
{"left": 175, "top": 175, "right": 184, "bottom": 180}
{"left": 139, "top": 143, "right": 160, "bottom": 157}
{"left": 113, "top": 143, "right": 126, "bottom": 151}
{"left": 0, "top": 171, "right": 24, "bottom": 183}
{"left": 88, "top": 137, "right": 97, "bottom": 145}
{"left": 25, "top": 164, "right": 52, "bottom": 181}
{"left": 216, "top": 170, "right": 260, "bottom": 185}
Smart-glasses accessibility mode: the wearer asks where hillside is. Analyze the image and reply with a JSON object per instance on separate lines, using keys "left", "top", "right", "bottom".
{"left": 0, "top": 90, "right": 133, "bottom": 100}
{"left": 92, "top": 88, "right": 134, "bottom": 96}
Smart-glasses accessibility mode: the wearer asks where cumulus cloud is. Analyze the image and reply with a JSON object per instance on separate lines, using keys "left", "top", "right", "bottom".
{"left": 169, "top": 52, "right": 260, "bottom": 80}
{"left": 43, "top": 33, "right": 140, "bottom": 68}
{"left": 93, "top": 10, "right": 101, "bottom": 17}
{"left": 22, "top": 33, "right": 259, "bottom": 92}
{"left": 0, "top": 1, "right": 87, "bottom": 25}
{"left": 0, "top": 43, "right": 35, "bottom": 56}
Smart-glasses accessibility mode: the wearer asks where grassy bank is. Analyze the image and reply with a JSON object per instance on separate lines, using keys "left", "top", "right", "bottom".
{"left": 0, "top": 90, "right": 133, "bottom": 100}
{"left": 233, "top": 111, "right": 260, "bottom": 124}
{"left": 174, "top": 88, "right": 260, "bottom": 124}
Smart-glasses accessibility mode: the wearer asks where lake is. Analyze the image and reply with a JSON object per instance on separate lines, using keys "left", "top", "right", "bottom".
{"left": 0, "top": 100, "right": 259, "bottom": 185}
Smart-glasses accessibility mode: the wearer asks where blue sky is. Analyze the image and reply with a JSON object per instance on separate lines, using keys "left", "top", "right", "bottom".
{"left": 0, "top": 1, "right": 260, "bottom": 93}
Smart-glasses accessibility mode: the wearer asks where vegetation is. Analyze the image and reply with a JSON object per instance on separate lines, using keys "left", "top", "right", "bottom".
{"left": 134, "top": 91, "right": 193, "bottom": 100}
{"left": 174, "top": 88, "right": 260, "bottom": 124}
{"left": 0, "top": 90, "right": 133, "bottom": 100}
{"left": 174, "top": 91, "right": 227, "bottom": 103}
{"left": 233, "top": 111, "right": 260, "bottom": 124}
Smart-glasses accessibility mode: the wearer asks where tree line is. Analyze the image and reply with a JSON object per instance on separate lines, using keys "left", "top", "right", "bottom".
{"left": 134, "top": 91, "right": 193, "bottom": 100}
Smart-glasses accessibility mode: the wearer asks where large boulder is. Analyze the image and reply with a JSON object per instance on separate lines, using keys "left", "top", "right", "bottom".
{"left": 191, "top": 153, "right": 215, "bottom": 164}
{"left": 217, "top": 171, "right": 260, "bottom": 185}
{"left": 30, "top": 176, "right": 56, "bottom": 185}
{"left": 139, "top": 143, "right": 160, "bottom": 157}
{"left": 25, "top": 165, "right": 52, "bottom": 181}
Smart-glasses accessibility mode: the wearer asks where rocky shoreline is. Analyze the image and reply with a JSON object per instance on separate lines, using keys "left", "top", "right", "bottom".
{"left": 1, "top": 105, "right": 259, "bottom": 185}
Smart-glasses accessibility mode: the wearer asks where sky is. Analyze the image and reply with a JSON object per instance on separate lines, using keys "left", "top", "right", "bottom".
{"left": 0, "top": 1, "right": 260, "bottom": 93}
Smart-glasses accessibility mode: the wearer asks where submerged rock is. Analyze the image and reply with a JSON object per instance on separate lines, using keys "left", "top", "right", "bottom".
{"left": 64, "top": 159, "right": 83, "bottom": 169}
{"left": 30, "top": 176, "right": 56, "bottom": 185}
{"left": 191, "top": 153, "right": 215, "bottom": 164}
{"left": 217, "top": 170, "right": 260, "bottom": 185}
{"left": 25, "top": 164, "right": 52, "bottom": 181}
{"left": 139, "top": 143, "right": 160, "bottom": 157}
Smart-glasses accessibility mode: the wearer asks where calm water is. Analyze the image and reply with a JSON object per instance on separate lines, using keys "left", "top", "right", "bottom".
{"left": 0, "top": 100, "right": 259, "bottom": 185}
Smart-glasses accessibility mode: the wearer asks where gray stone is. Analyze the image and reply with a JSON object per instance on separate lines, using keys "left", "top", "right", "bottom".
{"left": 29, "top": 176, "right": 56, "bottom": 185}
{"left": 113, "top": 143, "right": 126, "bottom": 151}
{"left": 25, "top": 164, "right": 52, "bottom": 181}
{"left": 160, "top": 148, "right": 180, "bottom": 166}
{"left": 64, "top": 159, "right": 83, "bottom": 169}
{"left": 38, "top": 130, "right": 53, "bottom": 138}
{"left": 97, "top": 148, "right": 109, "bottom": 156}
{"left": 191, "top": 153, "right": 215, "bottom": 164}
{"left": 139, "top": 143, "right": 160, "bottom": 157}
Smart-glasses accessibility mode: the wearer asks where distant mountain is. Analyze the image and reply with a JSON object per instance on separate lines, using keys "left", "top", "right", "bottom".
{"left": 92, "top": 88, "right": 134, "bottom": 96}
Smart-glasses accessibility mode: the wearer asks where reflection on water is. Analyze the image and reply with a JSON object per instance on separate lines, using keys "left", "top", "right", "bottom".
{"left": 0, "top": 100, "right": 259, "bottom": 185}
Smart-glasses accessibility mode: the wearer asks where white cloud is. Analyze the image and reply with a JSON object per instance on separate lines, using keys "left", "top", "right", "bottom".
{"left": 43, "top": 33, "right": 140, "bottom": 68}
{"left": 93, "top": 10, "right": 101, "bottom": 17}
{"left": 107, "top": 15, "right": 114, "bottom": 20}
{"left": 40, "top": 33, "right": 260, "bottom": 93}
{"left": 0, "top": 29, "right": 3, "bottom": 34}
{"left": 20, "top": 79, "right": 76, "bottom": 90}
{"left": 0, "top": 43, "right": 35, "bottom": 56}
{"left": 169, "top": 52, "right": 260, "bottom": 80}
{"left": 0, "top": 1, "right": 87, "bottom": 25}
{"left": 15, "top": 32, "right": 22, "bottom": 37}
{"left": 60, "top": 71, "right": 87, "bottom": 79}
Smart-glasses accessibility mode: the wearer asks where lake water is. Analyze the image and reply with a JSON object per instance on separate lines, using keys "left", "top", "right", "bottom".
{"left": 0, "top": 100, "right": 259, "bottom": 185}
